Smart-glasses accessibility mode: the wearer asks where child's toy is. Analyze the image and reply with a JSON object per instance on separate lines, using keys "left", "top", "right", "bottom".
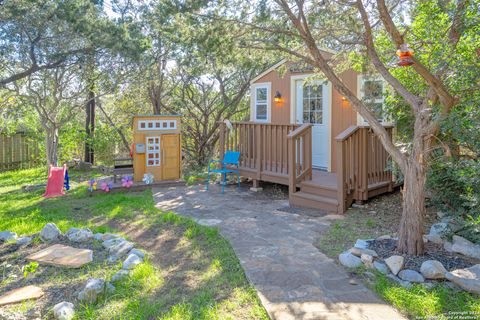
{"left": 101, "top": 182, "right": 113, "bottom": 192}
{"left": 121, "top": 176, "right": 134, "bottom": 188}
{"left": 142, "top": 173, "right": 154, "bottom": 184}
{"left": 43, "top": 164, "right": 68, "bottom": 198}
{"left": 88, "top": 179, "right": 97, "bottom": 192}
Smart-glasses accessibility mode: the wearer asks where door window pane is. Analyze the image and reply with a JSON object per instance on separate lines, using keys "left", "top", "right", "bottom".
{"left": 302, "top": 84, "right": 323, "bottom": 124}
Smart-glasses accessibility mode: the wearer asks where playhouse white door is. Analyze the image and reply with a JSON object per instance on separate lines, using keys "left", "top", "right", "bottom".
{"left": 295, "top": 80, "right": 331, "bottom": 170}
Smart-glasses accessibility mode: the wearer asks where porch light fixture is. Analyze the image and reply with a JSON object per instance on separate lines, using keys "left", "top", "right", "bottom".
{"left": 396, "top": 43, "right": 414, "bottom": 67}
{"left": 274, "top": 91, "right": 283, "bottom": 103}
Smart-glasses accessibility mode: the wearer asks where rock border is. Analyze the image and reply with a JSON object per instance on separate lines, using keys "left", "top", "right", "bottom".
{"left": 339, "top": 235, "right": 480, "bottom": 295}
{"left": 0, "top": 223, "right": 148, "bottom": 319}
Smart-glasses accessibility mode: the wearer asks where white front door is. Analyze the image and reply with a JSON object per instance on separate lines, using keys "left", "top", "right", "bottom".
{"left": 295, "top": 80, "right": 331, "bottom": 170}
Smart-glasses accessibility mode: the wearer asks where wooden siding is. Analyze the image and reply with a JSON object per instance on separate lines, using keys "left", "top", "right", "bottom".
{"left": 251, "top": 59, "right": 359, "bottom": 172}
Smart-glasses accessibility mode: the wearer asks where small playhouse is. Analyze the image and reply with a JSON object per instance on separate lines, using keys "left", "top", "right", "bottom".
{"left": 132, "top": 114, "right": 182, "bottom": 182}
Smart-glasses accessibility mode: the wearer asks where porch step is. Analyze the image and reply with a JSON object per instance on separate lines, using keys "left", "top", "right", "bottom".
{"left": 289, "top": 191, "right": 339, "bottom": 214}
{"left": 299, "top": 180, "right": 337, "bottom": 198}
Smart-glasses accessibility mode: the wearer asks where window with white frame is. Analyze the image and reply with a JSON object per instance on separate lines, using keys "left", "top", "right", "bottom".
{"left": 138, "top": 120, "right": 177, "bottom": 131}
{"left": 302, "top": 84, "right": 323, "bottom": 124}
{"left": 254, "top": 85, "right": 269, "bottom": 121}
{"left": 146, "top": 137, "right": 160, "bottom": 167}
{"left": 359, "top": 77, "right": 385, "bottom": 122}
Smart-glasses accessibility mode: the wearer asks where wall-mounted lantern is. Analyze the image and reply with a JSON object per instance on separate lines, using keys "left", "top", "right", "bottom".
{"left": 274, "top": 91, "right": 283, "bottom": 103}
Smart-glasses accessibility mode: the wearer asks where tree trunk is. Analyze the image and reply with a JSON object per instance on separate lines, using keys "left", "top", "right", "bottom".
{"left": 397, "top": 161, "right": 426, "bottom": 255}
{"left": 45, "top": 126, "right": 59, "bottom": 166}
{"left": 84, "top": 89, "right": 95, "bottom": 164}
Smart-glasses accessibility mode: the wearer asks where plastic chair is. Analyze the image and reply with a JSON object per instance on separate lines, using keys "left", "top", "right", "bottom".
{"left": 206, "top": 151, "right": 241, "bottom": 193}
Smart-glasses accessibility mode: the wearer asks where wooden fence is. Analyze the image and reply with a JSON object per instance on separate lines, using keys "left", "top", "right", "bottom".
{"left": 0, "top": 133, "right": 40, "bottom": 172}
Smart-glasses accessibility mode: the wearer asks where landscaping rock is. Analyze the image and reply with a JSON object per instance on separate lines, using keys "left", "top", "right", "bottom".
{"left": 354, "top": 239, "right": 371, "bottom": 249}
{"left": 420, "top": 260, "right": 447, "bottom": 279}
{"left": 111, "top": 270, "right": 130, "bottom": 282}
{"left": 53, "top": 301, "right": 75, "bottom": 320}
{"left": 40, "top": 223, "right": 61, "bottom": 242}
{"left": 361, "top": 254, "right": 374, "bottom": 268}
{"left": 102, "top": 233, "right": 120, "bottom": 241}
{"left": 122, "top": 253, "right": 143, "bottom": 270}
{"left": 450, "top": 235, "right": 480, "bottom": 260}
{"left": 398, "top": 269, "right": 424, "bottom": 283}
{"left": 78, "top": 278, "right": 105, "bottom": 303}
{"left": 15, "top": 237, "right": 32, "bottom": 245}
{"left": 437, "top": 211, "right": 447, "bottom": 219}
{"left": 387, "top": 274, "right": 412, "bottom": 289}
{"left": 350, "top": 247, "right": 378, "bottom": 257}
{"left": 93, "top": 233, "right": 103, "bottom": 241}
{"left": 376, "top": 234, "right": 392, "bottom": 241}
{"left": 373, "top": 261, "right": 389, "bottom": 275}
{"left": 385, "top": 255, "right": 404, "bottom": 275}
{"left": 129, "top": 248, "right": 145, "bottom": 259}
{"left": 445, "top": 264, "right": 480, "bottom": 295}
{"left": 0, "top": 231, "right": 17, "bottom": 242}
{"left": 444, "top": 241, "right": 453, "bottom": 252}
{"left": 429, "top": 222, "right": 449, "bottom": 237}
{"left": 338, "top": 251, "right": 362, "bottom": 268}
{"left": 65, "top": 228, "right": 93, "bottom": 242}
{"left": 424, "top": 234, "right": 443, "bottom": 244}
{"left": 442, "top": 217, "right": 463, "bottom": 232}
{"left": 422, "top": 282, "right": 436, "bottom": 290}
{"left": 106, "top": 282, "right": 115, "bottom": 294}
{"left": 102, "top": 237, "right": 125, "bottom": 249}
{"left": 107, "top": 240, "right": 134, "bottom": 262}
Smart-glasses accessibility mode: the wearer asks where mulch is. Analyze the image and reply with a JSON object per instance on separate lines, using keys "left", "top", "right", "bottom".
{"left": 369, "top": 238, "right": 479, "bottom": 271}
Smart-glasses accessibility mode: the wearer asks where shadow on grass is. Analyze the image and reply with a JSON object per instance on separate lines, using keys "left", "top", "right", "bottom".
{"left": 0, "top": 169, "right": 267, "bottom": 320}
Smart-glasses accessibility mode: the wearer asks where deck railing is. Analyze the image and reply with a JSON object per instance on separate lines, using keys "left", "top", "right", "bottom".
{"left": 218, "top": 122, "right": 298, "bottom": 183}
{"left": 287, "top": 124, "right": 312, "bottom": 195}
{"left": 336, "top": 125, "right": 394, "bottom": 212}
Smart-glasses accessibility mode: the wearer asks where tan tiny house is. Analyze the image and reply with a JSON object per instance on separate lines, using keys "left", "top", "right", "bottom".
{"left": 218, "top": 52, "right": 396, "bottom": 213}
{"left": 132, "top": 115, "right": 181, "bottom": 182}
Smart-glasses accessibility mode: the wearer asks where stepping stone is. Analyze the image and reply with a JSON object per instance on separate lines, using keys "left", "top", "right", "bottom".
{"left": 26, "top": 244, "right": 93, "bottom": 268}
{"left": 0, "top": 285, "right": 44, "bottom": 306}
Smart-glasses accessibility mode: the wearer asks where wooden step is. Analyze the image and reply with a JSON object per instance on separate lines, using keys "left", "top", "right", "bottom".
{"left": 289, "top": 191, "right": 339, "bottom": 214}
{"left": 299, "top": 180, "right": 337, "bottom": 198}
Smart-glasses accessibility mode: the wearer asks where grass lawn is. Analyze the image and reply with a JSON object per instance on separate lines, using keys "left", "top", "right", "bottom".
{"left": 316, "top": 193, "right": 480, "bottom": 320}
{"left": 0, "top": 167, "right": 268, "bottom": 319}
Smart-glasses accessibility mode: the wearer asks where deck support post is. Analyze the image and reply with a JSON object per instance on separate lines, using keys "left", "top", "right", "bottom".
{"left": 250, "top": 179, "right": 263, "bottom": 192}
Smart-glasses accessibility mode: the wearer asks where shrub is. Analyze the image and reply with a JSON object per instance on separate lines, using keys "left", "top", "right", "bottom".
{"left": 427, "top": 159, "right": 480, "bottom": 243}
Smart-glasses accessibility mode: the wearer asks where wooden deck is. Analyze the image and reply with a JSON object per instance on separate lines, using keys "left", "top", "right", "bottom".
{"left": 218, "top": 122, "right": 395, "bottom": 213}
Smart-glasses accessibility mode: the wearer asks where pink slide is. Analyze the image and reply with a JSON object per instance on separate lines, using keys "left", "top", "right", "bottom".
{"left": 43, "top": 165, "right": 66, "bottom": 198}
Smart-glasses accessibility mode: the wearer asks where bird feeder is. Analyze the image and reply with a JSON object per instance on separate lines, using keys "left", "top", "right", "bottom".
{"left": 396, "top": 43, "right": 414, "bottom": 67}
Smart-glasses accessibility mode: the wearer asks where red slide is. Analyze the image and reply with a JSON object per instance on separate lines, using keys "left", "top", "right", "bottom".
{"left": 43, "top": 165, "right": 66, "bottom": 198}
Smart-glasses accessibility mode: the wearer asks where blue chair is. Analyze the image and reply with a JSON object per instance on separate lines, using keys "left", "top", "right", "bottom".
{"left": 206, "top": 151, "right": 241, "bottom": 193}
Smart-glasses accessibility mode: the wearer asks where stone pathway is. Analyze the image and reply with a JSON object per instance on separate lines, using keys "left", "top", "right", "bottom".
{"left": 153, "top": 184, "right": 406, "bottom": 320}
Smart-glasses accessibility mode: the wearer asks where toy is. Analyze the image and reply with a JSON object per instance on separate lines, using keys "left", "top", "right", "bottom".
{"left": 101, "top": 182, "right": 113, "bottom": 192}
{"left": 142, "top": 173, "right": 154, "bottom": 184}
{"left": 43, "top": 164, "right": 68, "bottom": 198}
{"left": 122, "top": 176, "right": 134, "bottom": 188}
{"left": 88, "top": 179, "right": 97, "bottom": 192}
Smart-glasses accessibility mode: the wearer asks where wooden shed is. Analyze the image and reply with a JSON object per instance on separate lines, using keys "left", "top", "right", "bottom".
{"left": 132, "top": 115, "right": 181, "bottom": 182}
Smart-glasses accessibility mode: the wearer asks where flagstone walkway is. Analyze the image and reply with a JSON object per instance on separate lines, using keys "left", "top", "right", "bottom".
{"left": 153, "top": 184, "right": 405, "bottom": 320}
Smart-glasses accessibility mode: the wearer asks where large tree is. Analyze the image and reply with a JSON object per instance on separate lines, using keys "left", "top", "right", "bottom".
{"left": 216, "top": 0, "right": 478, "bottom": 254}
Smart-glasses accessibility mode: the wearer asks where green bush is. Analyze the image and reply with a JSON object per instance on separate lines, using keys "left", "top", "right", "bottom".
{"left": 427, "top": 159, "right": 480, "bottom": 243}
